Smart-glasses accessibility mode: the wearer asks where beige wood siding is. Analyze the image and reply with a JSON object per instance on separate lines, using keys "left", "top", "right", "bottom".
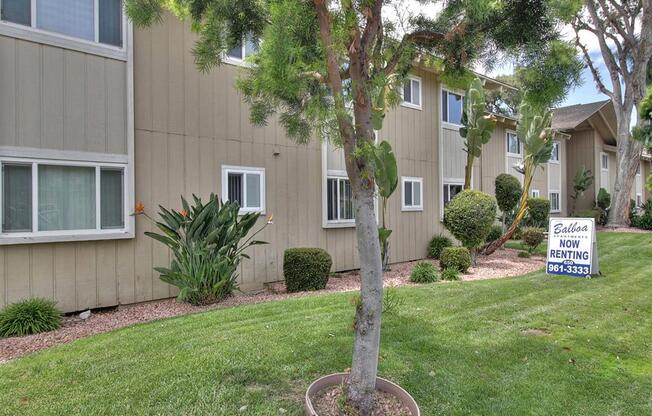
{"left": 565, "top": 129, "right": 596, "bottom": 212}
{"left": 0, "top": 18, "right": 444, "bottom": 312}
{"left": 0, "top": 36, "right": 128, "bottom": 154}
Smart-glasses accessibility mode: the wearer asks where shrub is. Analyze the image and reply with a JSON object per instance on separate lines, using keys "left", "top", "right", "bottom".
{"left": 495, "top": 173, "right": 522, "bottom": 215}
{"left": 574, "top": 208, "right": 601, "bottom": 222}
{"left": 443, "top": 190, "right": 497, "bottom": 252}
{"left": 427, "top": 235, "right": 452, "bottom": 259}
{"left": 486, "top": 225, "right": 503, "bottom": 243}
{"left": 597, "top": 188, "right": 611, "bottom": 210}
{"left": 440, "top": 247, "right": 472, "bottom": 273}
{"left": 521, "top": 227, "right": 545, "bottom": 253}
{"left": 527, "top": 197, "right": 550, "bottom": 228}
{"left": 441, "top": 267, "right": 461, "bottom": 281}
{"left": 383, "top": 288, "right": 405, "bottom": 314}
{"left": 0, "top": 298, "right": 61, "bottom": 337}
{"left": 137, "top": 194, "right": 268, "bottom": 305}
{"left": 632, "top": 200, "right": 652, "bottom": 230}
{"left": 518, "top": 251, "right": 531, "bottom": 258}
{"left": 410, "top": 262, "right": 439, "bottom": 283}
{"left": 283, "top": 248, "right": 332, "bottom": 292}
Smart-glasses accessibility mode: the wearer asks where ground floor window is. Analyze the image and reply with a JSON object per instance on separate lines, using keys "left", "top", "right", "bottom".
{"left": 327, "top": 176, "right": 354, "bottom": 223}
{"left": 636, "top": 193, "right": 642, "bottom": 208}
{"left": 531, "top": 189, "right": 540, "bottom": 198}
{"left": 443, "top": 182, "right": 463, "bottom": 206}
{"left": 1, "top": 159, "right": 126, "bottom": 236}
{"left": 402, "top": 177, "right": 423, "bottom": 211}
{"left": 221, "top": 166, "right": 265, "bottom": 214}
{"left": 549, "top": 191, "right": 560, "bottom": 213}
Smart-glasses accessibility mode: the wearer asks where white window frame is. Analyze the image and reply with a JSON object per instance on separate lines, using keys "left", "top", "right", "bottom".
{"left": 401, "top": 75, "right": 422, "bottom": 110}
{"left": 221, "top": 165, "right": 266, "bottom": 214}
{"left": 549, "top": 141, "right": 560, "bottom": 163}
{"left": 0, "top": 155, "right": 132, "bottom": 244}
{"left": 442, "top": 180, "right": 464, "bottom": 209}
{"left": 636, "top": 193, "right": 642, "bottom": 208}
{"left": 506, "top": 130, "right": 522, "bottom": 157}
{"left": 549, "top": 191, "right": 561, "bottom": 213}
{"left": 601, "top": 152, "right": 609, "bottom": 171}
{"left": 401, "top": 176, "right": 423, "bottom": 211}
{"left": 0, "top": 0, "right": 128, "bottom": 60}
{"left": 531, "top": 189, "right": 540, "bottom": 198}
{"left": 324, "top": 171, "right": 356, "bottom": 227}
{"left": 224, "top": 35, "right": 259, "bottom": 67}
{"left": 441, "top": 88, "right": 465, "bottom": 128}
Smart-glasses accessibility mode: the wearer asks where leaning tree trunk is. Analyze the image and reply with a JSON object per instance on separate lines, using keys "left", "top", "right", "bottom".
{"left": 463, "top": 152, "right": 474, "bottom": 190}
{"left": 484, "top": 164, "right": 534, "bottom": 255}
{"left": 607, "top": 119, "right": 643, "bottom": 227}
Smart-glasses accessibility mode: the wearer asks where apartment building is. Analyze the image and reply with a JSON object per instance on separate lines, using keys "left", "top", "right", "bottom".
{"left": 0, "top": 7, "right": 614, "bottom": 312}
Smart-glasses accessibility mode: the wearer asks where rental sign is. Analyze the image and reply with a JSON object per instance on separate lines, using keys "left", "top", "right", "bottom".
{"left": 546, "top": 218, "right": 599, "bottom": 278}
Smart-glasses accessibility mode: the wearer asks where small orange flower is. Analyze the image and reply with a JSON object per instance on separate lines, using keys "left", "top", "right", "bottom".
{"left": 134, "top": 202, "right": 145, "bottom": 214}
{"left": 266, "top": 214, "right": 274, "bottom": 224}
{"left": 180, "top": 209, "right": 189, "bottom": 218}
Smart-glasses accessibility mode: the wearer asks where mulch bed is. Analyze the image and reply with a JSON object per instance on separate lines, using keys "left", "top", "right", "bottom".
{"left": 312, "top": 384, "right": 411, "bottom": 416}
{"left": 598, "top": 226, "right": 652, "bottom": 234}
{"left": 0, "top": 248, "right": 544, "bottom": 364}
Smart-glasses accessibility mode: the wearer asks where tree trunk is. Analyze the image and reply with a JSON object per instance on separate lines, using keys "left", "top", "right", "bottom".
{"left": 607, "top": 119, "right": 643, "bottom": 227}
{"left": 348, "top": 185, "right": 384, "bottom": 415}
{"left": 464, "top": 152, "right": 474, "bottom": 190}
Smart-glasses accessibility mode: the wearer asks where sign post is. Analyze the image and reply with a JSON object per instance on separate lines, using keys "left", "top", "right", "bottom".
{"left": 546, "top": 218, "right": 599, "bottom": 278}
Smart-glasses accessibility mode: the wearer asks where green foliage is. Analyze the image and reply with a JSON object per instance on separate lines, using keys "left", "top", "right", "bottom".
{"left": 444, "top": 190, "right": 497, "bottom": 251}
{"left": 526, "top": 197, "right": 550, "bottom": 228}
{"left": 382, "top": 288, "right": 405, "bottom": 314}
{"left": 574, "top": 209, "right": 602, "bottom": 222}
{"left": 631, "top": 200, "right": 652, "bottom": 230}
{"left": 571, "top": 166, "right": 594, "bottom": 212}
{"left": 140, "top": 194, "right": 268, "bottom": 305}
{"left": 441, "top": 267, "right": 461, "bottom": 281}
{"left": 597, "top": 188, "right": 611, "bottom": 211}
{"left": 495, "top": 174, "right": 522, "bottom": 214}
{"left": 0, "top": 298, "right": 61, "bottom": 337}
{"left": 486, "top": 225, "right": 503, "bottom": 243}
{"left": 283, "top": 248, "right": 332, "bottom": 292}
{"left": 427, "top": 235, "right": 453, "bottom": 259}
{"left": 485, "top": 74, "right": 521, "bottom": 117}
{"left": 518, "top": 251, "right": 532, "bottom": 258}
{"left": 440, "top": 247, "right": 472, "bottom": 273}
{"left": 519, "top": 104, "right": 554, "bottom": 167}
{"left": 460, "top": 77, "right": 497, "bottom": 188}
{"left": 373, "top": 141, "right": 398, "bottom": 269}
{"left": 521, "top": 227, "right": 545, "bottom": 253}
{"left": 410, "top": 262, "right": 439, "bottom": 283}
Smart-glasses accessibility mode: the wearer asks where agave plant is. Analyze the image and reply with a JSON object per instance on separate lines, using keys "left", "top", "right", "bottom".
{"left": 460, "top": 77, "right": 497, "bottom": 189}
{"left": 484, "top": 103, "right": 553, "bottom": 255}
{"left": 135, "top": 194, "right": 269, "bottom": 304}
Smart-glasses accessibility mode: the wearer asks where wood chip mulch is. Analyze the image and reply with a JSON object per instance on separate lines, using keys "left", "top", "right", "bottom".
{"left": 0, "top": 248, "right": 543, "bottom": 364}
{"left": 312, "top": 384, "right": 411, "bottom": 416}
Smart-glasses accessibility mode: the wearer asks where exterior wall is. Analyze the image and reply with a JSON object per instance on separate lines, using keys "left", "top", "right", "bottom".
{"left": 565, "top": 129, "right": 596, "bottom": 213}
{"left": 0, "top": 36, "right": 128, "bottom": 154}
{"left": 546, "top": 139, "right": 566, "bottom": 216}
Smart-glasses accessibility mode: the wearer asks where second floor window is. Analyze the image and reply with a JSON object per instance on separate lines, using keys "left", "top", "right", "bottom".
{"left": 1, "top": 0, "right": 123, "bottom": 47}
{"left": 402, "top": 76, "right": 422, "bottom": 109}
{"left": 550, "top": 142, "right": 560, "bottom": 162}
{"left": 227, "top": 34, "right": 258, "bottom": 61}
{"left": 507, "top": 132, "right": 521, "bottom": 155}
{"left": 442, "top": 90, "right": 464, "bottom": 125}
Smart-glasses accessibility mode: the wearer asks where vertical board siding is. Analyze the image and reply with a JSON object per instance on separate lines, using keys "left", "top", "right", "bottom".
{"left": 0, "top": 35, "right": 127, "bottom": 154}
{"left": 565, "top": 129, "right": 596, "bottom": 212}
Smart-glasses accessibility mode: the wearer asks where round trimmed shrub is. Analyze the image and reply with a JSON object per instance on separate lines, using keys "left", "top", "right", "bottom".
{"left": 0, "top": 298, "right": 61, "bottom": 337}
{"left": 495, "top": 174, "right": 522, "bottom": 214}
{"left": 527, "top": 197, "right": 550, "bottom": 227}
{"left": 410, "top": 262, "right": 439, "bottom": 283}
{"left": 443, "top": 190, "right": 497, "bottom": 251}
{"left": 440, "top": 247, "right": 472, "bottom": 273}
{"left": 486, "top": 225, "right": 503, "bottom": 243}
{"left": 441, "top": 267, "right": 460, "bottom": 281}
{"left": 597, "top": 188, "right": 611, "bottom": 210}
{"left": 427, "top": 234, "right": 452, "bottom": 259}
{"left": 283, "top": 248, "right": 332, "bottom": 293}
{"left": 522, "top": 227, "right": 545, "bottom": 253}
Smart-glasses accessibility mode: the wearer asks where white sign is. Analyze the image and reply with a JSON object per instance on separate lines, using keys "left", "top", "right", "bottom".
{"left": 546, "top": 218, "right": 599, "bottom": 278}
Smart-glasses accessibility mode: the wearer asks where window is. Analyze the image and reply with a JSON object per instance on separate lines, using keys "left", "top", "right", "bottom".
{"left": 531, "top": 189, "right": 540, "bottom": 198}
{"left": 636, "top": 193, "right": 642, "bottom": 208}
{"left": 1, "top": 160, "right": 126, "bottom": 237}
{"left": 402, "top": 76, "right": 422, "bottom": 109}
{"left": 226, "top": 33, "right": 259, "bottom": 62}
{"left": 402, "top": 177, "right": 423, "bottom": 211}
{"left": 507, "top": 131, "right": 521, "bottom": 155}
{"left": 636, "top": 164, "right": 641, "bottom": 175}
{"left": 1, "top": 0, "right": 123, "bottom": 47}
{"left": 443, "top": 182, "right": 463, "bottom": 206}
{"left": 550, "top": 141, "right": 560, "bottom": 162}
{"left": 221, "top": 166, "right": 265, "bottom": 214}
{"left": 326, "top": 176, "right": 354, "bottom": 223}
{"left": 601, "top": 153, "right": 609, "bottom": 170}
{"left": 549, "top": 191, "right": 560, "bottom": 213}
{"left": 441, "top": 90, "right": 464, "bottom": 125}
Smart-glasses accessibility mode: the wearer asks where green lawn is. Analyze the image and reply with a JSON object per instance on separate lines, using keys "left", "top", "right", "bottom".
{"left": 1, "top": 232, "right": 651, "bottom": 415}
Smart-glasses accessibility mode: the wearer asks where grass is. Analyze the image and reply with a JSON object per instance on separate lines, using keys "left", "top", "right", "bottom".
{"left": 505, "top": 239, "right": 548, "bottom": 256}
{"left": 1, "top": 232, "right": 651, "bottom": 415}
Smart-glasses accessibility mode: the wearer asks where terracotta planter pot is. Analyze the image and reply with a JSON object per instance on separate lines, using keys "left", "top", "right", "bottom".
{"left": 304, "top": 373, "right": 420, "bottom": 416}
